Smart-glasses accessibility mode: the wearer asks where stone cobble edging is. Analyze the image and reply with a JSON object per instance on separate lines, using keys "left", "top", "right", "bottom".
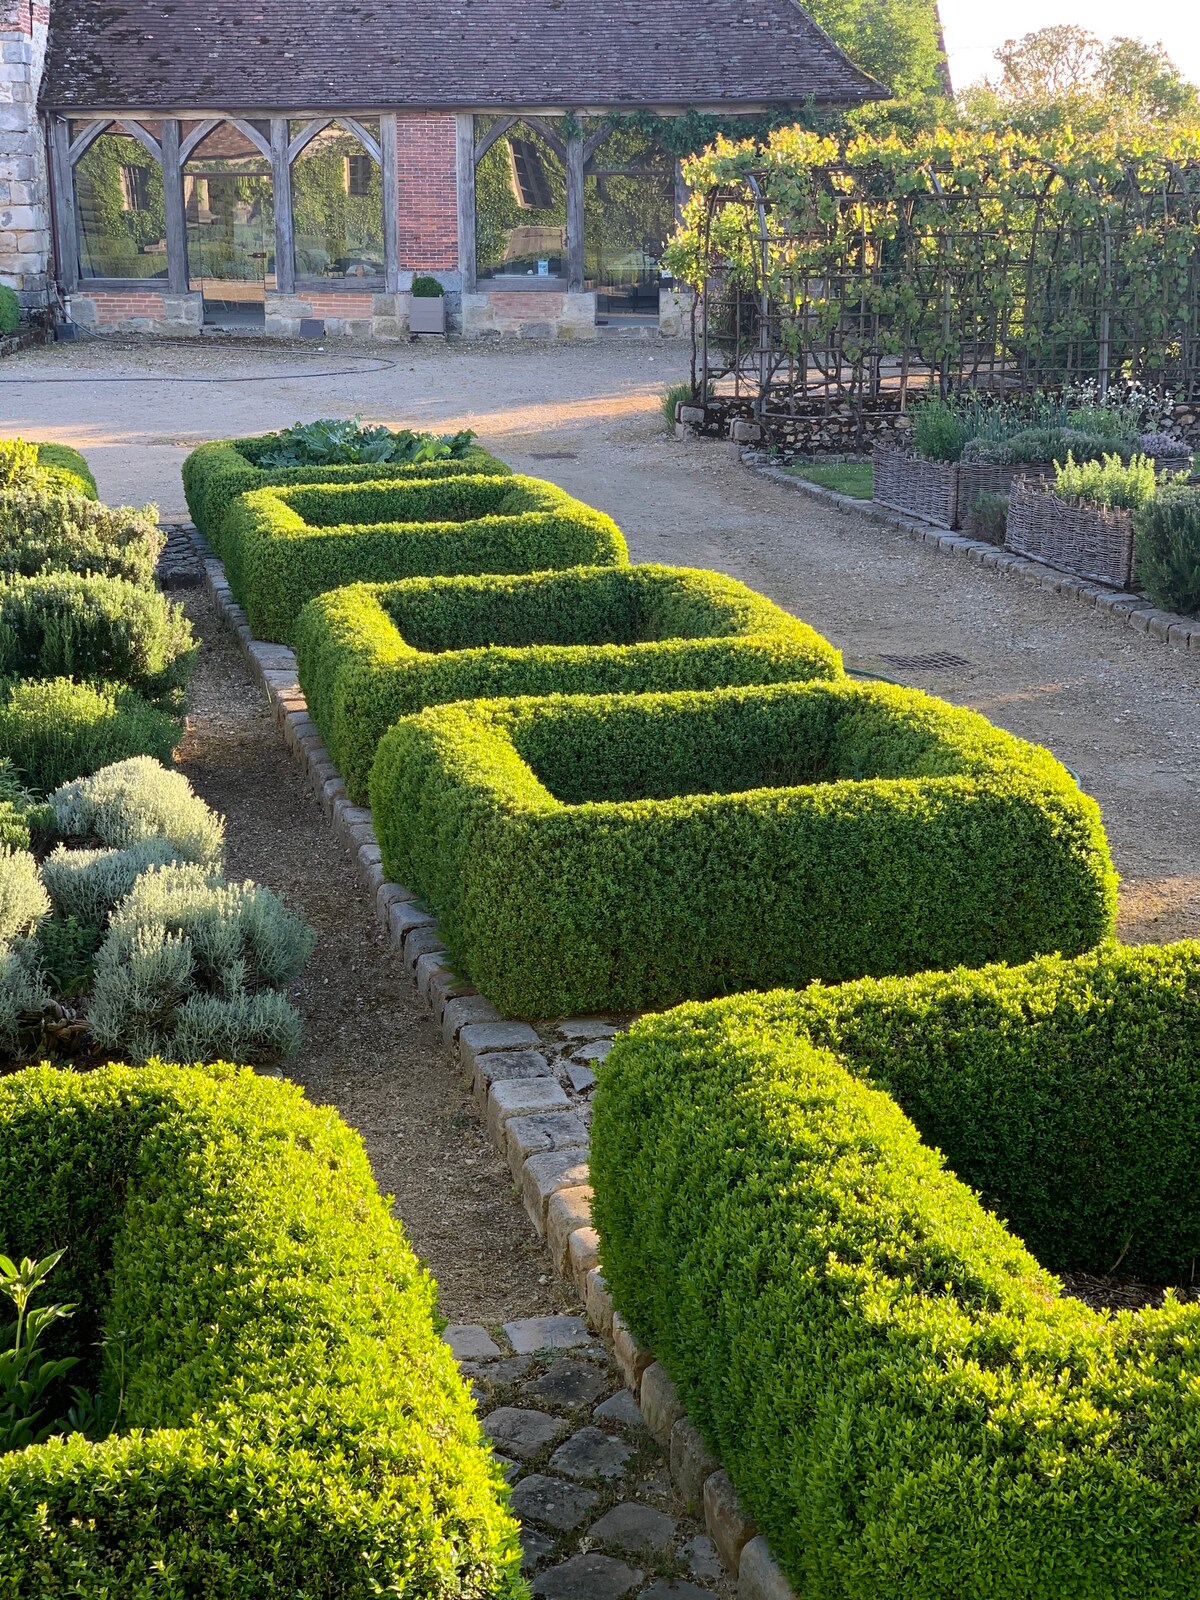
{"left": 180, "top": 523, "right": 796, "bottom": 1600}
{"left": 752, "top": 460, "right": 1200, "bottom": 655}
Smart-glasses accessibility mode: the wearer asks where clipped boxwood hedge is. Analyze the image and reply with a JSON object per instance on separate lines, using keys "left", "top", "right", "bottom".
{"left": 182, "top": 436, "right": 509, "bottom": 547}
{"left": 34, "top": 443, "right": 98, "bottom": 500}
{"left": 370, "top": 679, "right": 1116, "bottom": 1016}
{"left": 0, "top": 1062, "right": 525, "bottom": 1598}
{"left": 222, "top": 473, "right": 629, "bottom": 642}
{"left": 296, "top": 564, "right": 845, "bottom": 802}
{"left": 590, "top": 941, "right": 1200, "bottom": 1599}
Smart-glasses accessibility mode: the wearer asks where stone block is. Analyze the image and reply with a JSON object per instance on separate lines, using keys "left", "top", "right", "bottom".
{"left": 376, "top": 880, "right": 417, "bottom": 927}
{"left": 588, "top": 1501, "right": 677, "bottom": 1553}
{"left": 670, "top": 1418, "right": 718, "bottom": 1513}
{"left": 416, "top": 952, "right": 458, "bottom": 1006}
{"left": 593, "top": 1389, "right": 641, "bottom": 1427}
{"left": 548, "top": 1425, "right": 634, "bottom": 1482}
{"left": 738, "top": 1535, "right": 797, "bottom": 1600}
{"left": 532, "top": 1553, "right": 643, "bottom": 1600}
{"left": 639, "top": 1362, "right": 684, "bottom": 1447}
{"left": 611, "top": 1313, "right": 653, "bottom": 1394}
{"left": 459, "top": 1019, "right": 541, "bottom": 1072}
{"left": 427, "top": 963, "right": 473, "bottom": 1016}
{"left": 472, "top": 1047, "right": 551, "bottom": 1107}
{"left": 506, "top": 1110, "right": 590, "bottom": 1180}
{"left": 522, "top": 1149, "right": 591, "bottom": 1233}
{"left": 442, "top": 1323, "right": 501, "bottom": 1361}
{"left": 546, "top": 1184, "right": 593, "bottom": 1273}
{"left": 404, "top": 925, "right": 447, "bottom": 975}
{"left": 568, "top": 1225, "right": 600, "bottom": 1289}
{"left": 487, "top": 1077, "right": 571, "bottom": 1148}
{"left": 583, "top": 1268, "right": 614, "bottom": 1339}
{"left": 703, "top": 1468, "right": 756, "bottom": 1574}
{"left": 483, "top": 1405, "right": 569, "bottom": 1460}
{"left": 520, "top": 1357, "right": 609, "bottom": 1410}
{"left": 557, "top": 1018, "right": 621, "bottom": 1040}
{"left": 503, "top": 1314, "right": 592, "bottom": 1354}
{"left": 444, "top": 992, "right": 501, "bottom": 1050}
{"left": 510, "top": 1472, "right": 600, "bottom": 1531}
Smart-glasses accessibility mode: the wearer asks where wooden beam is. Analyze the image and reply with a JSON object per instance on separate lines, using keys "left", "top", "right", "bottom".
{"left": 48, "top": 116, "right": 79, "bottom": 294}
{"left": 565, "top": 122, "right": 585, "bottom": 294}
{"left": 456, "top": 113, "right": 477, "bottom": 293}
{"left": 473, "top": 115, "right": 517, "bottom": 167}
{"left": 159, "top": 119, "right": 188, "bottom": 294}
{"left": 381, "top": 113, "right": 400, "bottom": 293}
{"left": 271, "top": 117, "right": 296, "bottom": 295}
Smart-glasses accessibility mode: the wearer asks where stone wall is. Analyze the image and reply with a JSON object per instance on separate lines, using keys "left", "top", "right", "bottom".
{"left": 462, "top": 289, "right": 598, "bottom": 340}
{"left": 67, "top": 287, "right": 203, "bottom": 334}
{"left": 0, "top": 0, "right": 50, "bottom": 314}
{"left": 265, "top": 290, "right": 410, "bottom": 339}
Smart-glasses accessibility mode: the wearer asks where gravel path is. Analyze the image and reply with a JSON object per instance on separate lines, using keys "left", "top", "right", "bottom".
{"left": 6, "top": 332, "right": 1197, "bottom": 939}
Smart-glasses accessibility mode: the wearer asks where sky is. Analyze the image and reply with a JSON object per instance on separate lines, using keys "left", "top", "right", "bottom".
{"left": 938, "top": 0, "right": 1200, "bottom": 93}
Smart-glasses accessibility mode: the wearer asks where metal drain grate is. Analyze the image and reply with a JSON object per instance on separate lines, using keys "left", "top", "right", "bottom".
{"left": 879, "top": 650, "right": 971, "bottom": 672}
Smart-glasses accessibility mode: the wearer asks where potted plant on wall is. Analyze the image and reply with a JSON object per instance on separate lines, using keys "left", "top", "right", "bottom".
{"left": 409, "top": 275, "right": 446, "bottom": 337}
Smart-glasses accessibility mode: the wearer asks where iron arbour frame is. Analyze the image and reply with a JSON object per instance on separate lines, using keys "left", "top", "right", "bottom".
{"left": 689, "top": 154, "right": 1200, "bottom": 441}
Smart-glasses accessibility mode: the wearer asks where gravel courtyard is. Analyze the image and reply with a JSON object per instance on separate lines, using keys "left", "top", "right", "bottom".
{"left": 4, "top": 331, "right": 1195, "bottom": 944}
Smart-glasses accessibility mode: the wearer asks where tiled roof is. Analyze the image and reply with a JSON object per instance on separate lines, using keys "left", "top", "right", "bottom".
{"left": 41, "top": 0, "right": 886, "bottom": 112}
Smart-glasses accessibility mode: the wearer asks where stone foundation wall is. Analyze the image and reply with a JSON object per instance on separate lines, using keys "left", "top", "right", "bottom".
{"left": 265, "top": 290, "right": 411, "bottom": 339}
{"left": 68, "top": 288, "right": 203, "bottom": 335}
{"left": 462, "top": 289, "right": 598, "bottom": 340}
{"left": 0, "top": 1, "right": 50, "bottom": 313}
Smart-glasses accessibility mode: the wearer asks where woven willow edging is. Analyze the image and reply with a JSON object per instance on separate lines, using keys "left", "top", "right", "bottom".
{"left": 1005, "top": 482, "right": 1135, "bottom": 589}
{"left": 872, "top": 443, "right": 959, "bottom": 528}
{"left": 958, "top": 460, "right": 1053, "bottom": 536}
{"left": 754, "top": 464, "right": 1200, "bottom": 654}
{"left": 188, "top": 524, "right": 798, "bottom": 1600}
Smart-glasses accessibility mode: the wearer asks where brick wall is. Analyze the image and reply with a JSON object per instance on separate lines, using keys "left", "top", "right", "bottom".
{"left": 396, "top": 113, "right": 459, "bottom": 273}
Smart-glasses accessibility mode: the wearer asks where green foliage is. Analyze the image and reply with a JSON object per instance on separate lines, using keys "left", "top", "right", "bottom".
{"left": 86, "top": 863, "right": 315, "bottom": 1065}
{"left": 40, "top": 839, "right": 181, "bottom": 927}
{"left": 661, "top": 381, "right": 695, "bottom": 430}
{"left": 589, "top": 952, "right": 1200, "bottom": 1600}
{"left": 0, "top": 949, "right": 50, "bottom": 1060}
{"left": 32, "top": 444, "right": 97, "bottom": 500}
{"left": 1053, "top": 450, "right": 1165, "bottom": 510}
{"left": 0, "top": 441, "right": 38, "bottom": 490}
{"left": 969, "top": 491, "right": 1009, "bottom": 544}
{"left": 258, "top": 417, "right": 475, "bottom": 470}
{"left": 0, "top": 1250, "right": 78, "bottom": 1456}
{"left": 0, "top": 573, "right": 195, "bottom": 710}
{"left": 181, "top": 435, "right": 509, "bottom": 546}
{"left": 0, "top": 679, "right": 181, "bottom": 798}
{"left": 0, "top": 1063, "right": 526, "bottom": 1596}
{"left": 51, "top": 758, "right": 224, "bottom": 868}
{"left": 297, "top": 564, "right": 844, "bottom": 802}
{"left": 369, "top": 678, "right": 1116, "bottom": 1017}
{"left": 410, "top": 275, "right": 445, "bottom": 297}
{"left": 960, "top": 426, "right": 1139, "bottom": 466}
{"left": 0, "top": 848, "right": 48, "bottom": 944}
{"left": 0, "top": 287, "right": 18, "bottom": 337}
{"left": 1134, "top": 483, "right": 1200, "bottom": 617}
{"left": 31, "top": 914, "right": 103, "bottom": 1002}
{"left": 804, "top": 0, "right": 949, "bottom": 109}
{"left": 0, "top": 486, "right": 162, "bottom": 585}
{"left": 223, "top": 472, "right": 630, "bottom": 643}
{"left": 789, "top": 462, "right": 874, "bottom": 498}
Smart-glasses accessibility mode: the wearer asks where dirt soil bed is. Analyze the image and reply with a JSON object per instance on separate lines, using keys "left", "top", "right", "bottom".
{"left": 5, "top": 333, "right": 1197, "bottom": 943}
{"left": 176, "top": 584, "right": 570, "bottom": 1324}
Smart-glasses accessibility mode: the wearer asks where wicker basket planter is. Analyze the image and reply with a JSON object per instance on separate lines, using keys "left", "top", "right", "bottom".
{"left": 872, "top": 443, "right": 959, "bottom": 529}
{"left": 1005, "top": 482, "right": 1135, "bottom": 589}
{"left": 957, "top": 461, "right": 1053, "bottom": 537}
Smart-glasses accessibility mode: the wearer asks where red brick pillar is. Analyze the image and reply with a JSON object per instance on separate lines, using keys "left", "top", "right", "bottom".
{"left": 395, "top": 113, "right": 460, "bottom": 274}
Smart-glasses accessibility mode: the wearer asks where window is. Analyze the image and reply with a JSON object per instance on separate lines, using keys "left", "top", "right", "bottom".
{"left": 585, "top": 125, "right": 675, "bottom": 319}
{"left": 73, "top": 126, "right": 167, "bottom": 280}
{"left": 476, "top": 119, "right": 566, "bottom": 282}
{"left": 291, "top": 122, "right": 384, "bottom": 281}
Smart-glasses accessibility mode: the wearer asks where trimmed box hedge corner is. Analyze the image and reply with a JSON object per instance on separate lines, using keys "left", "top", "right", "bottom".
{"left": 221, "top": 473, "right": 629, "bottom": 641}
{"left": 0, "top": 1062, "right": 526, "bottom": 1599}
{"left": 295, "top": 563, "right": 845, "bottom": 802}
{"left": 369, "top": 679, "right": 1117, "bottom": 1016}
{"left": 589, "top": 939, "right": 1200, "bottom": 1600}
{"left": 181, "top": 434, "right": 509, "bottom": 547}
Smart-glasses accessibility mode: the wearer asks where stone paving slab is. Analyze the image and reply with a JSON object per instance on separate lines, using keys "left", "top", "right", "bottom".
{"left": 442, "top": 1323, "right": 501, "bottom": 1361}
{"left": 504, "top": 1314, "right": 593, "bottom": 1354}
{"left": 533, "top": 1553, "right": 645, "bottom": 1600}
{"left": 510, "top": 1472, "right": 602, "bottom": 1532}
{"left": 590, "top": 1501, "right": 678, "bottom": 1552}
{"left": 550, "top": 1425, "right": 636, "bottom": 1482}
{"left": 484, "top": 1406, "right": 571, "bottom": 1459}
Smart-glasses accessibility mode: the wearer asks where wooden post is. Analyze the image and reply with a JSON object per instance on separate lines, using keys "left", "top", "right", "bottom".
{"left": 48, "top": 116, "right": 79, "bottom": 293}
{"left": 270, "top": 117, "right": 295, "bottom": 296}
{"left": 566, "top": 121, "right": 585, "bottom": 293}
{"left": 381, "top": 113, "right": 400, "bottom": 292}
{"left": 159, "top": 119, "right": 188, "bottom": 294}
{"left": 455, "top": 113, "right": 476, "bottom": 292}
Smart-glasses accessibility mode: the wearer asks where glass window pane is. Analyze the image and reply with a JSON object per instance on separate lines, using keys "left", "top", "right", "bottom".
{"left": 74, "top": 127, "right": 167, "bottom": 281}
{"left": 183, "top": 123, "right": 275, "bottom": 298}
{"left": 292, "top": 123, "right": 384, "bottom": 281}
{"left": 585, "top": 125, "right": 675, "bottom": 320}
{"left": 476, "top": 119, "right": 566, "bottom": 282}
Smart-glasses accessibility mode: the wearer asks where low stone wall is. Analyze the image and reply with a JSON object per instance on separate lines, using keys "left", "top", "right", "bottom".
{"left": 191, "top": 521, "right": 799, "bottom": 1600}
{"left": 67, "top": 288, "right": 204, "bottom": 335}
{"left": 462, "top": 289, "right": 599, "bottom": 340}
{"left": 265, "top": 290, "right": 410, "bottom": 339}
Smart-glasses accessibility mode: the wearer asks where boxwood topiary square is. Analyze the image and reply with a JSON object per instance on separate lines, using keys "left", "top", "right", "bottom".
{"left": 295, "top": 564, "right": 845, "bottom": 802}
{"left": 369, "top": 678, "right": 1117, "bottom": 1016}
{"left": 590, "top": 940, "right": 1200, "bottom": 1598}
{"left": 221, "top": 473, "right": 629, "bottom": 641}
{"left": 0, "top": 1062, "right": 525, "bottom": 1597}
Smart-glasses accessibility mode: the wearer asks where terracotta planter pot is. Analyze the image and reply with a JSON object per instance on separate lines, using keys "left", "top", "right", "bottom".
{"left": 408, "top": 296, "right": 446, "bottom": 335}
